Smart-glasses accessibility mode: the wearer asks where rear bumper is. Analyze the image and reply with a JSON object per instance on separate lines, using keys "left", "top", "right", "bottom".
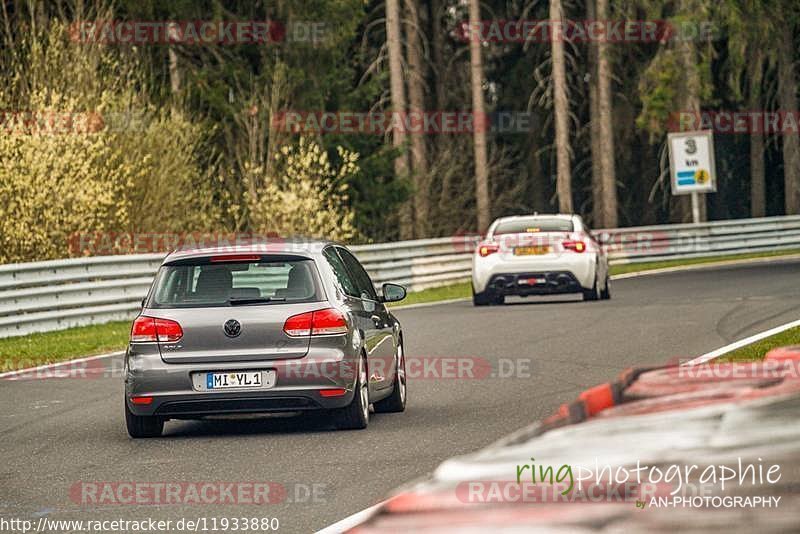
{"left": 484, "top": 271, "right": 583, "bottom": 296}
{"left": 146, "top": 391, "right": 352, "bottom": 418}
{"left": 125, "top": 346, "right": 358, "bottom": 417}
{"left": 472, "top": 253, "right": 596, "bottom": 293}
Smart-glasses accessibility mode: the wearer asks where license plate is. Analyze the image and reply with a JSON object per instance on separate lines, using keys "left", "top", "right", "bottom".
{"left": 514, "top": 246, "right": 550, "bottom": 256}
{"left": 205, "top": 371, "right": 276, "bottom": 390}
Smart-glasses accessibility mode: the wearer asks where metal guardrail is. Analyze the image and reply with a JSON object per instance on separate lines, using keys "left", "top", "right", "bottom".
{"left": 2, "top": 215, "right": 799, "bottom": 337}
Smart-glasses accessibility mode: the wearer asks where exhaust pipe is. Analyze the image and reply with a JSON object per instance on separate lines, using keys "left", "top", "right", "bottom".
{"left": 556, "top": 274, "right": 572, "bottom": 287}
{"left": 491, "top": 277, "right": 509, "bottom": 291}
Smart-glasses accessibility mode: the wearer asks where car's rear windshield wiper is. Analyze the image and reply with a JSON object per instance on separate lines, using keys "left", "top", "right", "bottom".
{"left": 228, "top": 297, "right": 285, "bottom": 305}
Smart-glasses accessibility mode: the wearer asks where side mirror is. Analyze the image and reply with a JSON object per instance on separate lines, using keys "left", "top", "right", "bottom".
{"left": 381, "top": 283, "right": 406, "bottom": 303}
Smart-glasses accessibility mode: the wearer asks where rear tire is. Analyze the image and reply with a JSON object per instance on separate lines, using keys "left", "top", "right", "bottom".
{"left": 125, "top": 399, "right": 163, "bottom": 438}
{"left": 600, "top": 275, "right": 611, "bottom": 300}
{"left": 374, "top": 342, "right": 406, "bottom": 413}
{"left": 582, "top": 274, "right": 599, "bottom": 301}
{"left": 333, "top": 354, "right": 369, "bottom": 430}
{"left": 472, "top": 287, "right": 492, "bottom": 306}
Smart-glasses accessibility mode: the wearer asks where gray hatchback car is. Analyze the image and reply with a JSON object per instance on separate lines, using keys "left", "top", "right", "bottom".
{"left": 124, "top": 240, "right": 407, "bottom": 438}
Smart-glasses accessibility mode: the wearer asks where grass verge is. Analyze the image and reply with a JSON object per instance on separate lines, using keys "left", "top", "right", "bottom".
{"left": 0, "top": 321, "right": 130, "bottom": 372}
{"left": 391, "top": 281, "right": 472, "bottom": 307}
{"left": 716, "top": 326, "right": 800, "bottom": 363}
{"left": 610, "top": 248, "right": 800, "bottom": 275}
{"left": 2, "top": 248, "right": 799, "bottom": 371}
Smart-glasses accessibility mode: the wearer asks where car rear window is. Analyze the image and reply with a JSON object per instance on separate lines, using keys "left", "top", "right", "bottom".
{"left": 147, "top": 257, "right": 322, "bottom": 308}
{"left": 492, "top": 218, "right": 573, "bottom": 235}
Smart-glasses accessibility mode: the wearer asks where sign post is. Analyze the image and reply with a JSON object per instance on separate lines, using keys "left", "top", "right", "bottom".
{"left": 667, "top": 130, "right": 716, "bottom": 224}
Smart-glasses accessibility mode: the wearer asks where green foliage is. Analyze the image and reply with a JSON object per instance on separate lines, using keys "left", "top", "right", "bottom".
{"left": 0, "top": 0, "right": 798, "bottom": 263}
{"left": 244, "top": 137, "right": 359, "bottom": 241}
{"left": 0, "top": 19, "right": 216, "bottom": 263}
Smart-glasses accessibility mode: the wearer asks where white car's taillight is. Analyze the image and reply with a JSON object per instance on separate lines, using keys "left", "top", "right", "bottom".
{"left": 477, "top": 242, "right": 499, "bottom": 257}
{"left": 561, "top": 240, "right": 586, "bottom": 253}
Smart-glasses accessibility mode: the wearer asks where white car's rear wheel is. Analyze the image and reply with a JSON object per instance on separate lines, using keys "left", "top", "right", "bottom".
{"left": 582, "top": 272, "right": 599, "bottom": 301}
{"left": 600, "top": 275, "right": 611, "bottom": 300}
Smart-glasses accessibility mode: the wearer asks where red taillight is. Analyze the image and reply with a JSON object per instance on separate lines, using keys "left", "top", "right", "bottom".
{"left": 283, "top": 311, "right": 313, "bottom": 337}
{"left": 319, "top": 388, "right": 347, "bottom": 397}
{"left": 310, "top": 308, "right": 348, "bottom": 335}
{"left": 130, "top": 396, "right": 153, "bottom": 405}
{"left": 130, "top": 316, "right": 183, "bottom": 343}
{"left": 283, "top": 308, "right": 348, "bottom": 337}
{"left": 477, "top": 242, "right": 499, "bottom": 257}
{"left": 210, "top": 254, "right": 261, "bottom": 262}
{"left": 562, "top": 240, "right": 586, "bottom": 253}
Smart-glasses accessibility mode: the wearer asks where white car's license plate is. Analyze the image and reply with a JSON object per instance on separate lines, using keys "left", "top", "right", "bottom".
{"left": 514, "top": 246, "right": 550, "bottom": 256}
{"left": 205, "top": 370, "right": 276, "bottom": 390}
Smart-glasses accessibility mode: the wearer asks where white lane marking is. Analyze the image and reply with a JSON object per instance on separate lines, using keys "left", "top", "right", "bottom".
{"left": 685, "top": 318, "right": 800, "bottom": 366}
{"left": 0, "top": 351, "right": 124, "bottom": 380}
{"left": 316, "top": 500, "right": 387, "bottom": 534}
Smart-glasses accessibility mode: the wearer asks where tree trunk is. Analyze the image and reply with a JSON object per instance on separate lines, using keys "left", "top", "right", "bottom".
{"left": 748, "top": 48, "right": 766, "bottom": 218}
{"left": 167, "top": 24, "right": 180, "bottom": 95}
{"left": 675, "top": 37, "right": 707, "bottom": 222}
{"left": 550, "top": 0, "right": 573, "bottom": 213}
{"left": 429, "top": 0, "right": 447, "bottom": 112}
{"left": 468, "top": 0, "right": 491, "bottom": 231}
{"left": 596, "top": 0, "right": 617, "bottom": 227}
{"left": 405, "top": 0, "right": 429, "bottom": 237}
{"left": 777, "top": 25, "right": 800, "bottom": 215}
{"left": 386, "top": 0, "right": 412, "bottom": 238}
{"left": 587, "top": 0, "right": 603, "bottom": 226}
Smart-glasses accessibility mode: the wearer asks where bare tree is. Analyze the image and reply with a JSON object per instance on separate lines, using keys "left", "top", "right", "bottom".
{"left": 777, "top": 24, "right": 800, "bottom": 215}
{"left": 748, "top": 47, "right": 766, "bottom": 217}
{"left": 167, "top": 25, "right": 180, "bottom": 94}
{"left": 586, "top": 0, "right": 603, "bottom": 225}
{"left": 468, "top": 0, "right": 491, "bottom": 231}
{"left": 386, "top": 0, "right": 412, "bottom": 237}
{"left": 596, "top": 0, "right": 617, "bottom": 227}
{"left": 550, "top": 0, "right": 573, "bottom": 213}
{"left": 405, "top": 0, "right": 429, "bottom": 237}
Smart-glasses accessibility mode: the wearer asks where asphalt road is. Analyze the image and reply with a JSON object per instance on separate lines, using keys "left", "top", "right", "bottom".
{"left": 1, "top": 259, "right": 799, "bottom": 533}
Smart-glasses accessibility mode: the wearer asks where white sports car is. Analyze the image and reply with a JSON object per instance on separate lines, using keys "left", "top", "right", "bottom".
{"left": 471, "top": 214, "right": 610, "bottom": 306}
